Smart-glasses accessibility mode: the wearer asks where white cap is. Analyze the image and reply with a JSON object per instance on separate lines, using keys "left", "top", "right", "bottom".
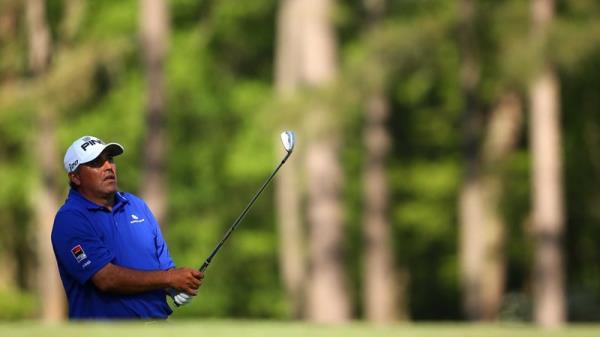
{"left": 64, "top": 136, "right": 124, "bottom": 172}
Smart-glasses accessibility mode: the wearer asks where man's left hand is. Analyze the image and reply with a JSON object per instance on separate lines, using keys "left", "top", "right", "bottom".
{"left": 173, "top": 292, "right": 192, "bottom": 306}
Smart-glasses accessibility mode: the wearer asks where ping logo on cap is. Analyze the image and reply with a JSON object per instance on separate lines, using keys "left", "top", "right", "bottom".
{"left": 68, "top": 160, "right": 79, "bottom": 172}
{"left": 80, "top": 138, "right": 104, "bottom": 151}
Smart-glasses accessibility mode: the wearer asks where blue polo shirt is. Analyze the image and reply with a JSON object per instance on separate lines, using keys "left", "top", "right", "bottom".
{"left": 51, "top": 189, "right": 176, "bottom": 319}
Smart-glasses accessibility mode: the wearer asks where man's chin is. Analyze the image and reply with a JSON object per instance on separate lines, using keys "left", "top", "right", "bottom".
{"left": 103, "top": 181, "right": 118, "bottom": 193}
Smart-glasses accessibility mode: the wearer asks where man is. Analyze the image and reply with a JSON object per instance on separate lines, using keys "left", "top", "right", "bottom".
{"left": 51, "top": 135, "right": 203, "bottom": 319}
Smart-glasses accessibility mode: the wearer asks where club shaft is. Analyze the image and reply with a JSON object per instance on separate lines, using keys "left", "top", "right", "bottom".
{"left": 199, "top": 151, "right": 291, "bottom": 272}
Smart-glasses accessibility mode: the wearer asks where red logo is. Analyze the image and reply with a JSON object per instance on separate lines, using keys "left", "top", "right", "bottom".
{"left": 71, "top": 244, "right": 87, "bottom": 263}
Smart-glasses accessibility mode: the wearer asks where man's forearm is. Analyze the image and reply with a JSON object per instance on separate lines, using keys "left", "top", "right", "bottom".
{"left": 91, "top": 263, "right": 171, "bottom": 294}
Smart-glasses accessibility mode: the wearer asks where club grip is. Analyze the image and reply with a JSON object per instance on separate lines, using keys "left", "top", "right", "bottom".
{"left": 171, "top": 262, "right": 209, "bottom": 307}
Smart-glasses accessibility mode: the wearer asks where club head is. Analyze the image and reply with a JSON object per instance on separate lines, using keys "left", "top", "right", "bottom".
{"left": 280, "top": 131, "right": 295, "bottom": 153}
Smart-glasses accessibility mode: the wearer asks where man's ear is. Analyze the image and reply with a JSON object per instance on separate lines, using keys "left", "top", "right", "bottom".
{"left": 69, "top": 171, "right": 81, "bottom": 187}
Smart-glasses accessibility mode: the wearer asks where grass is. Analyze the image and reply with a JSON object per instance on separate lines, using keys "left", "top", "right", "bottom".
{"left": 0, "top": 320, "right": 599, "bottom": 337}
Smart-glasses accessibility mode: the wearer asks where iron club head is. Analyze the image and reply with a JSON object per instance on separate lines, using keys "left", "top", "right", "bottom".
{"left": 280, "top": 131, "right": 295, "bottom": 153}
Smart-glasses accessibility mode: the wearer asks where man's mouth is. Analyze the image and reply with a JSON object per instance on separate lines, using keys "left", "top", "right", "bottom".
{"left": 104, "top": 174, "right": 116, "bottom": 182}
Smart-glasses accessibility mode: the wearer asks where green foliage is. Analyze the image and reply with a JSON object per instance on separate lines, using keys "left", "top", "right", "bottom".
{"left": 81, "top": 1, "right": 138, "bottom": 40}
{"left": 207, "top": 0, "right": 277, "bottom": 79}
{"left": 0, "top": 290, "right": 37, "bottom": 320}
{"left": 562, "top": 49, "right": 600, "bottom": 319}
{"left": 1, "top": 0, "right": 600, "bottom": 322}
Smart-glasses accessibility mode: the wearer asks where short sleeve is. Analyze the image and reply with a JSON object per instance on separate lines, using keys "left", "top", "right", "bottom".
{"left": 155, "top": 225, "right": 176, "bottom": 270}
{"left": 51, "top": 210, "right": 115, "bottom": 284}
{"left": 142, "top": 202, "right": 175, "bottom": 270}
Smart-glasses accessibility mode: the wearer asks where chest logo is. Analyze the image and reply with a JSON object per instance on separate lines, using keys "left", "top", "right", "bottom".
{"left": 130, "top": 214, "right": 145, "bottom": 224}
{"left": 71, "top": 244, "right": 87, "bottom": 263}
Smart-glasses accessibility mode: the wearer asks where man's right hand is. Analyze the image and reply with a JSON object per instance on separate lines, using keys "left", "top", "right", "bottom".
{"left": 167, "top": 267, "right": 204, "bottom": 295}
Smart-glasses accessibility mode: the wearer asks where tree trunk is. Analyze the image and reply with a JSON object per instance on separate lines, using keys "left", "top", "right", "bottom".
{"left": 33, "top": 109, "right": 66, "bottom": 322}
{"left": 459, "top": 0, "right": 523, "bottom": 320}
{"left": 274, "top": 0, "right": 306, "bottom": 319}
{"left": 529, "top": 1, "right": 565, "bottom": 327}
{"left": 0, "top": 255, "right": 17, "bottom": 291}
{"left": 26, "top": 0, "right": 51, "bottom": 74}
{"left": 362, "top": 92, "right": 405, "bottom": 323}
{"left": 303, "top": 0, "right": 351, "bottom": 323}
{"left": 479, "top": 92, "right": 523, "bottom": 319}
{"left": 275, "top": 149, "right": 304, "bottom": 318}
{"left": 275, "top": 0, "right": 351, "bottom": 322}
{"left": 0, "top": 0, "right": 21, "bottom": 291}
{"left": 530, "top": 64, "right": 566, "bottom": 329}
{"left": 458, "top": 0, "right": 487, "bottom": 320}
{"left": 306, "top": 135, "right": 350, "bottom": 323}
{"left": 459, "top": 170, "right": 486, "bottom": 320}
{"left": 26, "top": 0, "right": 66, "bottom": 322}
{"left": 60, "top": 0, "right": 85, "bottom": 43}
{"left": 139, "top": 0, "right": 169, "bottom": 228}
{"left": 0, "top": 0, "right": 21, "bottom": 82}
{"left": 360, "top": 0, "right": 407, "bottom": 323}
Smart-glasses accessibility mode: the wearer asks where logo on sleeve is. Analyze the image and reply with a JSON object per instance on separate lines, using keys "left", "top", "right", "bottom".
{"left": 71, "top": 244, "right": 87, "bottom": 263}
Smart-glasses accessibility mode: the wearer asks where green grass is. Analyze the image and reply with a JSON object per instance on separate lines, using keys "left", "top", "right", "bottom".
{"left": 0, "top": 321, "right": 599, "bottom": 337}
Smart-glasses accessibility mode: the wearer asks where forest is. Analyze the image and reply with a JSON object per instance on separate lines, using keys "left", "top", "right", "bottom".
{"left": 0, "top": 0, "right": 599, "bottom": 328}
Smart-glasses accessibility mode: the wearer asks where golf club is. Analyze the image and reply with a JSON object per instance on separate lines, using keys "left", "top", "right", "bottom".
{"left": 172, "top": 130, "right": 295, "bottom": 306}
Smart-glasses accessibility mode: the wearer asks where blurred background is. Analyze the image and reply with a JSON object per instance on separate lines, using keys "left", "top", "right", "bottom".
{"left": 0, "top": 0, "right": 599, "bottom": 329}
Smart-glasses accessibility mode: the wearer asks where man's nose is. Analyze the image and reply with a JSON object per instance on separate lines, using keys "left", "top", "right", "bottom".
{"left": 101, "top": 158, "right": 113, "bottom": 169}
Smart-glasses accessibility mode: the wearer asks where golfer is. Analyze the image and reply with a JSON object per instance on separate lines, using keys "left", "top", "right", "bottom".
{"left": 51, "top": 135, "right": 203, "bottom": 319}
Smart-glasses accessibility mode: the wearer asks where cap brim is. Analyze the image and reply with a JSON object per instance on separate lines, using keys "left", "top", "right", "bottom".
{"left": 80, "top": 143, "right": 124, "bottom": 165}
{"left": 103, "top": 143, "right": 124, "bottom": 157}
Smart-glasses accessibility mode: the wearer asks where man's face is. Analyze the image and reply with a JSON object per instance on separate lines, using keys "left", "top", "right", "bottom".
{"left": 70, "top": 151, "right": 118, "bottom": 197}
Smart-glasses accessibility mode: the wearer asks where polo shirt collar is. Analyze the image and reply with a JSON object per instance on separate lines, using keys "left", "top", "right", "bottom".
{"left": 68, "top": 188, "right": 129, "bottom": 211}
